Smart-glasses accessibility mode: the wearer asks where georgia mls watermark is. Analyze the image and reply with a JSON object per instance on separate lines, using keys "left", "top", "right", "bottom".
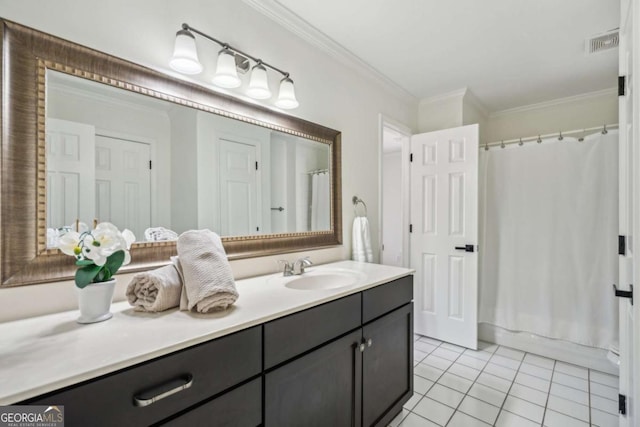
{"left": 0, "top": 406, "right": 64, "bottom": 427}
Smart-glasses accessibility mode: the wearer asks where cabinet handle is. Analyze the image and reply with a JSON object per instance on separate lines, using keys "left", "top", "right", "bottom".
{"left": 133, "top": 374, "right": 193, "bottom": 407}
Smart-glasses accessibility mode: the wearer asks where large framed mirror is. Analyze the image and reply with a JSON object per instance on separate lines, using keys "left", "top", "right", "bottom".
{"left": 0, "top": 20, "right": 342, "bottom": 286}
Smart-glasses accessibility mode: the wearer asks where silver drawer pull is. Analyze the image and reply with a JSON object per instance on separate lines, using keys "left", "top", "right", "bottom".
{"left": 133, "top": 374, "right": 193, "bottom": 407}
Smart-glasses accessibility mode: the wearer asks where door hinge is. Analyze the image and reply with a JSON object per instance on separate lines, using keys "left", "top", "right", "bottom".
{"left": 613, "top": 284, "right": 633, "bottom": 305}
{"left": 410, "top": 153, "right": 413, "bottom": 162}
{"left": 619, "top": 76, "right": 626, "bottom": 96}
{"left": 619, "top": 393, "right": 627, "bottom": 415}
{"left": 619, "top": 235, "right": 626, "bottom": 255}
{"left": 409, "top": 224, "right": 413, "bottom": 233}
{"left": 255, "top": 161, "right": 259, "bottom": 170}
{"left": 149, "top": 160, "right": 152, "bottom": 170}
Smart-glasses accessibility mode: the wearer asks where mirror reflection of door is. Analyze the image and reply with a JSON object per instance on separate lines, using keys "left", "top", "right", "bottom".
{"left": 46, "top": 118, "right": 96, "bottom": 234}
{"left": 95, "top": 135, "right": 151, "bottom": 242}
{"left": 219, "top": 138, "right": 260, "bottom": 236}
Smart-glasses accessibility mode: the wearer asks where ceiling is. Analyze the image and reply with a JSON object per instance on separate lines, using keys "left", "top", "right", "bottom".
{"left": 254, "top": 0, "right": 619, "bottom": 112}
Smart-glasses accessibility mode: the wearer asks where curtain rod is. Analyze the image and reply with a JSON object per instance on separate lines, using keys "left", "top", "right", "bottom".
{"left": 484, "top": 123, "right": 618, "bottom": 149}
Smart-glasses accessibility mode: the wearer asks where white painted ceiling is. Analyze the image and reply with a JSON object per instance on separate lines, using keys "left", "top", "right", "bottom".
{"left": 264, "top": 0, "right": 619, "bottom": 112}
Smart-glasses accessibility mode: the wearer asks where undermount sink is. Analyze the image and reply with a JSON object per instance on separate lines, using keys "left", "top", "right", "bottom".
{"left": 272, "top": 268, "right": 365, "bottom": 291}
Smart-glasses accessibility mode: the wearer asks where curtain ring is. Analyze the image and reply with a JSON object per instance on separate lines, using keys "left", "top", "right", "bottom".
{"left": 500, "top": 140, "right": 505, "bottom": 149}
{"left": 484, "top": 141, "right": 489, "bottom": 151}
{"left": 537, "top": 135, "right": 542, "bottom": 144}
{"left": 578, "top": 129, "right": 586, "bottom": 142}
{"left": 602, "top": 124, "right": 608, "bottom": 135}
{"left": 518, "top": 138, "right": 524, "bottom": 146}
{"left": 558, "top": 131, "right": 563, "bottom": 141}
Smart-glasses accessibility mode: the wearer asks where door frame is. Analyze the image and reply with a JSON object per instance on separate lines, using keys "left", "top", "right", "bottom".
{"left": 632, "top": 0, "right": 640, "bottom": 419}
{"left": 378, "top": 114, "right": 412, "bottom": 267}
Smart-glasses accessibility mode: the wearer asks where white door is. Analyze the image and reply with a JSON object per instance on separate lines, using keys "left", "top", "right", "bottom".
{"left": 219, "top": 138, "right": 260, "bottom": 236}
{"left": 410, "top": 124, "right": 479, "bottom": 349}
{"left": 619, "top": 0, "right": 636, "bottom": 424}
{"left": 95, "top": 135, "right": 151, "bottom": 241}
{"left": 46, "top": 118, "right": 95, "bottom": 232}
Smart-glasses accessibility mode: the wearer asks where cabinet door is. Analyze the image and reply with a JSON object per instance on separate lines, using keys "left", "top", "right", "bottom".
{"left": 362, "top": 303, "right": 413, "bottom": 427}
{"left": 265, "top": 330, "right": 362, "bottom": 427}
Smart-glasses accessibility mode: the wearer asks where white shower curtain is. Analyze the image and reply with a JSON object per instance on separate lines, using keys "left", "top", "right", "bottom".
{"left": 479, "top": 130, "right": 618, "bottom": 349}
{"left": 310, "top": 172, "right": 330, "bottom": 230}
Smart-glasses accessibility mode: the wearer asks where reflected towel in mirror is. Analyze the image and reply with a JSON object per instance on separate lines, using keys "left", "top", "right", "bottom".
{"left": 126, "top": 263, "right": 183, "bottom": 312}
{"left": 176, "top": 229, "right": 238, "bottom": 313}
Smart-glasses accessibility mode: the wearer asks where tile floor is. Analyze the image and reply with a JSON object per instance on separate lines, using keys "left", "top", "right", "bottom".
{"left": 389, "top": 335, "right": 619, "bottom": 427}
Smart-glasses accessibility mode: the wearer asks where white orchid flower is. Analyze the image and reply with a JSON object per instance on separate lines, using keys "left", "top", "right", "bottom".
{"left": 58, "top": 231, "right": 81, "bottom": 257}
{"left": 81, "top": 223, "right": 122, "bottom": 266}
{"left": 60, "top": 221, "right": 135, "bottom": 286}
{"left": 120, "top": 229, "right": 136, "bottom": 265}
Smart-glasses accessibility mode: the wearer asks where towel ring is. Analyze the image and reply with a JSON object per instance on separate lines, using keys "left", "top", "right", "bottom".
{"left": 352, "top": 196, "right": 368, "bottom": 217}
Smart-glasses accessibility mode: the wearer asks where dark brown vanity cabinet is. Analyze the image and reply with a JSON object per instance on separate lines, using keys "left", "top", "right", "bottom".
{"left": 22, "top": 275, "right": 413, "bottom": 427}
{"left": 264, "top": 275, "right": 414, "bottom": 427}
{"left": 25, "top": 326, "right": 262, "bottom": 427}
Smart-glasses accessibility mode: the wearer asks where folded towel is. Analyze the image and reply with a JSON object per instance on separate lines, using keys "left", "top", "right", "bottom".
{"left": 126, "top": 264, "right": 183, "bottom": 312}
{"left": 176, "top": 230, "right": 238, "bottom": 313}
{"left": 352, "top": 216, "right": 373, "bottom": 262}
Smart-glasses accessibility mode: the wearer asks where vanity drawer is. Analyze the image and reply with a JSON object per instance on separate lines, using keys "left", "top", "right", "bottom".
{"left": 26, "top": 326, "right": 261, "bottom": 427}
{"left": 362, "top": 275, "right": 413, "bottom": 323}
{"left": 264, "top": 293, "right": 361, "bottom": 369}
{"left": 161, "top": 378, "right": 262, "bottom": 427}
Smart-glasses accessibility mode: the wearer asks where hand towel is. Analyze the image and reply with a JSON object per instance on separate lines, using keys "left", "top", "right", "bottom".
{"left": 126, "top": 264, "right": 183, "bottom": 312}
{"left": 176, "top": 230, "right": 238, "bottom": 313}
{"left": 352, "top": 216, "right": 373, "bottom": 262}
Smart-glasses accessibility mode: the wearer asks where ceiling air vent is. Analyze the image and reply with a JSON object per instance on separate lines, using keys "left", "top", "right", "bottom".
{"left": 586, "top": 29, "right": 619, "bottom": 54}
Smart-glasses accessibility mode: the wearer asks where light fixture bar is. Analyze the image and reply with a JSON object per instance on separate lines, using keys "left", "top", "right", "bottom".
{"left": 181, "top": 23, "right": 290, "bottom": 78}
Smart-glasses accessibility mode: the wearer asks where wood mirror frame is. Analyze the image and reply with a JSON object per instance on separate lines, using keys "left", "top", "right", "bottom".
{"left": 0, "top": 20, "right": 342, "bottom": 286}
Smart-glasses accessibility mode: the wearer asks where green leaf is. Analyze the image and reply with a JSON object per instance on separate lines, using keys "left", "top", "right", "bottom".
{"left": 75, "top": 264, "right": 102, "bottom": 288}
{"left": 104, "top": 250, "right": 125, "bottom": 277}
{"left": 75, "top": 259, "right": 94, "bottom": 267}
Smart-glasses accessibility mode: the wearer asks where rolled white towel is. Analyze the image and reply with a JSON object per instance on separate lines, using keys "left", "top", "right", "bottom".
{"left": 126, "top": 264, "right": 182, "bottom": 312}
{"left": 176, "top": 230, "right": 238, "bottom": 313}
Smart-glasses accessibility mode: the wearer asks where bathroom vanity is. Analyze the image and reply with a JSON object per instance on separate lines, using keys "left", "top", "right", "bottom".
{"left": 0, "top": 261, "right": 414, "bottom": 427}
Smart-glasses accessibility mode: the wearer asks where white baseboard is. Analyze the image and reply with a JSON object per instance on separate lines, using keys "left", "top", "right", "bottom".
{"left": 479, "top": 323, "right": 619, "bottom": 376}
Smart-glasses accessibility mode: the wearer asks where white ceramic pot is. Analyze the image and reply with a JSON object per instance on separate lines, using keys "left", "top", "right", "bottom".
{"left": 76, "top": 279, "right": 116, "bottom": 324}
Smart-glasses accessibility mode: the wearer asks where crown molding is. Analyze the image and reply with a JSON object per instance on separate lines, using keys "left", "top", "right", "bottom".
{"left": 242, "top": 0, "right": 417, "bottom": 105}
{"left": 489, "top": 87, "right": 617, "bottom": 118}
{"left": 418, "top": 88, "right": 467, "bottom": 106}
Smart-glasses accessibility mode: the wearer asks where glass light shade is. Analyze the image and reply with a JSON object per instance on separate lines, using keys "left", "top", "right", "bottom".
{"left": 212, "top": 49, "right": 241, "bottom": 88}
{"left": 246, "top": 64, "right": 272, "bottom": 99}
{"left": 169, "top": 30, "right": 203, "bottom": 75}
{"left": 275, "top": 77, "right": 299, "bottom": 109}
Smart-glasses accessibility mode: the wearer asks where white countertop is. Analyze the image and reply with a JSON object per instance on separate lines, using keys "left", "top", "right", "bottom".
{"left": 0, "top": 260, "right": 413, "bottom": 404}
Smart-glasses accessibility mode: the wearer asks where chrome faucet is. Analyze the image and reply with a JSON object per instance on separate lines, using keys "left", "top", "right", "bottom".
{"left": 278, "top": 257, "right": 313, "bottom": 276}
{"left": 293, "top": 257, "right": 313, "bottom": 275}
{"left": 278, "top": 260, "right": 294, "bottom": 276}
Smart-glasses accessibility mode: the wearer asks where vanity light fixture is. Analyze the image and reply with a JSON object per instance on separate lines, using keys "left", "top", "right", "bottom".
{"left": 169, "top": 23, "right": 299, "bottom": 109}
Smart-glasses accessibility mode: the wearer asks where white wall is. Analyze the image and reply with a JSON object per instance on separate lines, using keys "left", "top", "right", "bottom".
{"left": 0, "top": 0, "right": 417, "bottom": 321}
{"left": 169, "top": 106, "right": 199, "bottom": 234}
{"left": 418, "top": 90, "right": 464, "bottom": 133}
{"left": 486, "top": 89, "right": 618, "bottom": 143}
